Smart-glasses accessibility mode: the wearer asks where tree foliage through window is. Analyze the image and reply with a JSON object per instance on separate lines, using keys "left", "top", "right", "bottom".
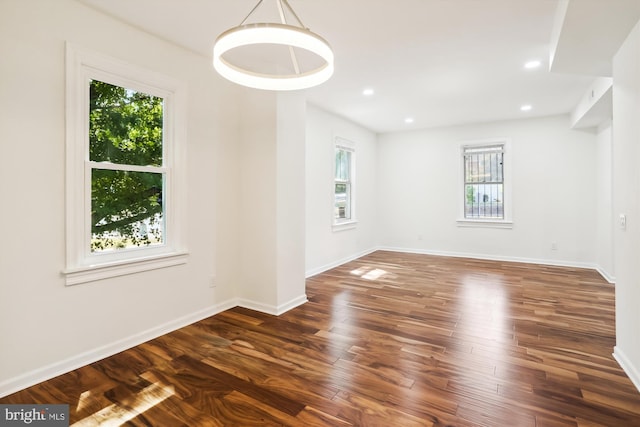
{"left": 89, "top": 80, "right": 165, "bottom": 251}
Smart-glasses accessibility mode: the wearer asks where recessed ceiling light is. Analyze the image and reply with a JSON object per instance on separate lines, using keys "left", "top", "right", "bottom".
{"left": 520, "top": 104, "right": 532, "bottom": 111}
{"left": 404, "top": 117, "right": 414, "bottom": 124}
{"left": 363, "top": 88, "right": 374, "bottom": 96}
{"left": 524, "top": 60, "right": 542, "bottom": 69}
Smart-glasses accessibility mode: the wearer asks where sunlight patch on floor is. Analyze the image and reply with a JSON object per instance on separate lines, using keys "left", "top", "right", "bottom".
{"left": 350, "top": 267, "right": 388, "bottom": 280}
{"left": 72, "top": 382, "right": 174, "bottom": 426}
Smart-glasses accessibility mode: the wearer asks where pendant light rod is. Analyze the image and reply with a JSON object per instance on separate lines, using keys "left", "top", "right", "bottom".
{"left": 240, "top": 0, "right": 306, "bottom": 28}
{"left": 280, "top": 0, "right": 306, "bottom": 28}
{"left": 276, "top": 0, "right": 288, "bottom": 25}
{"left": 239, "top": 0, "right": 265, "bottom": 25}
{"left": 276, "top": 0, "right": 301, "bottom": 75}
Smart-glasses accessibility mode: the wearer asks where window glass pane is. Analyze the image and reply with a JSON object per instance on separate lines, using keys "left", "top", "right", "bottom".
{"left": 335, "top": 183, "right": 350, "bottom": 220}
{"left": 89, "top": 80, "right": 163, "bottom": 166}
{"left": 464, "top": 144, "right": 504, "bottom": 219}
{"left": 465, "top": 151, "right": 503, "bottom": 183}
{"left": 91, "top": 169, "right": 164, "bottom": 252}
{"left": 465, "top": 183, "right": 503, "bottom": 218}
{"left": 465, "top": 155, "right": 476, "bottom": 182}
{"left": 335, "top": 149, "right": 351, "bottom": 181}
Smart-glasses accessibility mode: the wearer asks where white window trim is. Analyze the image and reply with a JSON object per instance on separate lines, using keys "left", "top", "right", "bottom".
{"left": 332, "top": 137, "right": 357, "bottom": 231}
{"left": 457, "top": 138, "right": 513, "bottom": 229}
{"left": 63, "top": 43, "right": 188, "bottom": 285}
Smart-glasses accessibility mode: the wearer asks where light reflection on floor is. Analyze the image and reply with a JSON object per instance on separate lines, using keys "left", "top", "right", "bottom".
{"left": 458, "top": 273, "right": 510, "bottom": 344}
{"left": 350, "top": 266, "right": 388, "bottom": 280}
{"left": 72, "top": 382, "right": 174, "bottom": 426}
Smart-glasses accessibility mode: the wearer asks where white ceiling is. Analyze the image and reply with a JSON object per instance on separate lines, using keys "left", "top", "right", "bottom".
{"left": 77, "top": 0, "right": 640, "bottom": 133}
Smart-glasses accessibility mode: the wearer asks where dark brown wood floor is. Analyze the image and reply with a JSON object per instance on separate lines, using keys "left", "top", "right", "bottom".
{"left": 3, "top": 251, "right": 640, "bottom": 426}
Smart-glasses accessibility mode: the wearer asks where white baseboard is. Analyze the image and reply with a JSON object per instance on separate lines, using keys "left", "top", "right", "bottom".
{"left": 377, "top": 246, "right": 615, "bottom": 282}
{"left": 378, "top": 245, "right": 592, "bottom": 268}
{"left": 305, "top": 247, "right": 378, "bottom": 278}
{"left": 613, "top": 346, "right": 640, "bottom": 394}
{"left": 0, "top": 302, "right": 233, "bottom": 399}
{"left": 274, "top": 294, "right": 308, "bottom": 315}
{"left": 307, "top": 246, "right": 615, "bottom": 283}
{"left": 236, "top": 294, "right": 308, "bottom": 316}
{"left": 0, "top": 292, "right": 309, "bottom": 399}
{"left": 595, "top": 265, "right": 616, "bottom": 284}
{"left": 1, "top": 246, "right": 616, "bottom": 399}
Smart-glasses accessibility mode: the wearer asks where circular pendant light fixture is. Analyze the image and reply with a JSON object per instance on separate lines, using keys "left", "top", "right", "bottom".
{"left": 213, "top": 0, "right": 334, "bottom": 91}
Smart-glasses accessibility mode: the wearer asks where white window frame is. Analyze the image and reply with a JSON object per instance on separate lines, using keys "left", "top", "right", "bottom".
{"left": 333, "top": 137, "right": 357, "bottom": 231}
{"left": 63, "top": 43, "right": 188, "bottom": 286}
{"left": 457, "top": 138, "right": 513, "bottom": 229}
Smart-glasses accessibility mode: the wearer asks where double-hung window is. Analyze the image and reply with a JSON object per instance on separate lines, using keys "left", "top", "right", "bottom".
{"left": 334, "top": 138, "right": 356, "bottom": 228}
{"left": 89, "top": 80, "right": 166, "bottom": 252}
{"left": 64, "top": 44, "right": 187, "bottom": 285}
{"left": 459, "top": 140, "right": 512, "bottom": 227}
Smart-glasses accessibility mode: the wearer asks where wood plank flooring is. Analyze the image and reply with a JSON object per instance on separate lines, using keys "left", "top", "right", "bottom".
{"left": 3, "top": 251, "right": 640, "bottom": 426}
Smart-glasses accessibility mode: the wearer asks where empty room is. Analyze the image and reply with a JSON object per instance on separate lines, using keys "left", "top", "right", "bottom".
{"left": 2, "top": 0, "right": 640, "bottom": 425}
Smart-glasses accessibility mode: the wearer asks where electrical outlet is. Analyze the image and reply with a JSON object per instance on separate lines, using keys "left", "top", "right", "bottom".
{"left": 551, "top": 242, "right": 557, "bottom": 251}
{"left": 209, "top": 276, "right": 217, "bottom": 288}
{"left": 620, "top": 214, "right": 627, "bottom": 230}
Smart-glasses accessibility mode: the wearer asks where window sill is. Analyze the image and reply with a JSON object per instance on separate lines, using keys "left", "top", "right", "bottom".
{"left": 333, "top": 220, "right": 358, "bottom": 232}
{"left": 63, "top": 251, "right": 188, "bottom": 286}
{"left": 456, "top": 219, "right": 513, "bottom": 229}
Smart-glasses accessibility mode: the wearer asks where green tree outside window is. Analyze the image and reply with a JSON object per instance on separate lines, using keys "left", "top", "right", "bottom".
{"left": 89, "top": 80, "right": 164, "bottom": 251}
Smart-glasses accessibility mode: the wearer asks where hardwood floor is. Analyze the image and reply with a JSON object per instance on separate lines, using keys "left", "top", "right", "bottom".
{"left": 3, "top": 251, "right": 640, "bottom": 426}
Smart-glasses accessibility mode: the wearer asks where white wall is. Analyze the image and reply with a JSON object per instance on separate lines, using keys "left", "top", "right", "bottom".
{"left": 0, "top": 0, "right": 242, "bottom": 394}
{"left": 237, "top": 90, "right": 308, "bottom": 313}
{"left": 596, "top": 122, "right": 614, "bottom": 282}
{"left": 377, "top": 115, "right": 598, "bottom": 266}
{"left": 612, "top": 20, "right": 640, "bottom": 392}
{"left": 305, "top": 105, "right": 379, "bottom": 276}
{"left": 238, "top": 90, "right": 278, "bottom": 309}
{"left": 276, "top": 93, "right": 307, "bottom": 311}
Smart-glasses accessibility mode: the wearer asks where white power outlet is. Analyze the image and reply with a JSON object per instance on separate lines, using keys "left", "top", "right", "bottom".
{"left": 209, "top": 276, "right": 217, "bottom": 288}
{"left": 620, "top": 214, "right": 627, "bottom": 230}
{"left": 551, "top": 242, "right": 557, "bottom": 251}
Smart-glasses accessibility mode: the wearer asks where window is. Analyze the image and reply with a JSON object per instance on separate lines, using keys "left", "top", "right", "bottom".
{"left": 334, "top": 138, "right": 356, "bottom": 228}
{"left": 458, "top": 140, "right": 512, "bottom": 228}
{"left": 89, "top": 81, "right": 165, "bottom": 252}
{"left": 64, "top": 44, "right": 187, "bottom": 285}
{"left": 464, "top": 144, "right": 504, "bottom": 218}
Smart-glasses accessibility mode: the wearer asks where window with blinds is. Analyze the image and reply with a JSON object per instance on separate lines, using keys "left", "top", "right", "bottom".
{"left": 463, "top": 144, "right": 504, "bottom": 219}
